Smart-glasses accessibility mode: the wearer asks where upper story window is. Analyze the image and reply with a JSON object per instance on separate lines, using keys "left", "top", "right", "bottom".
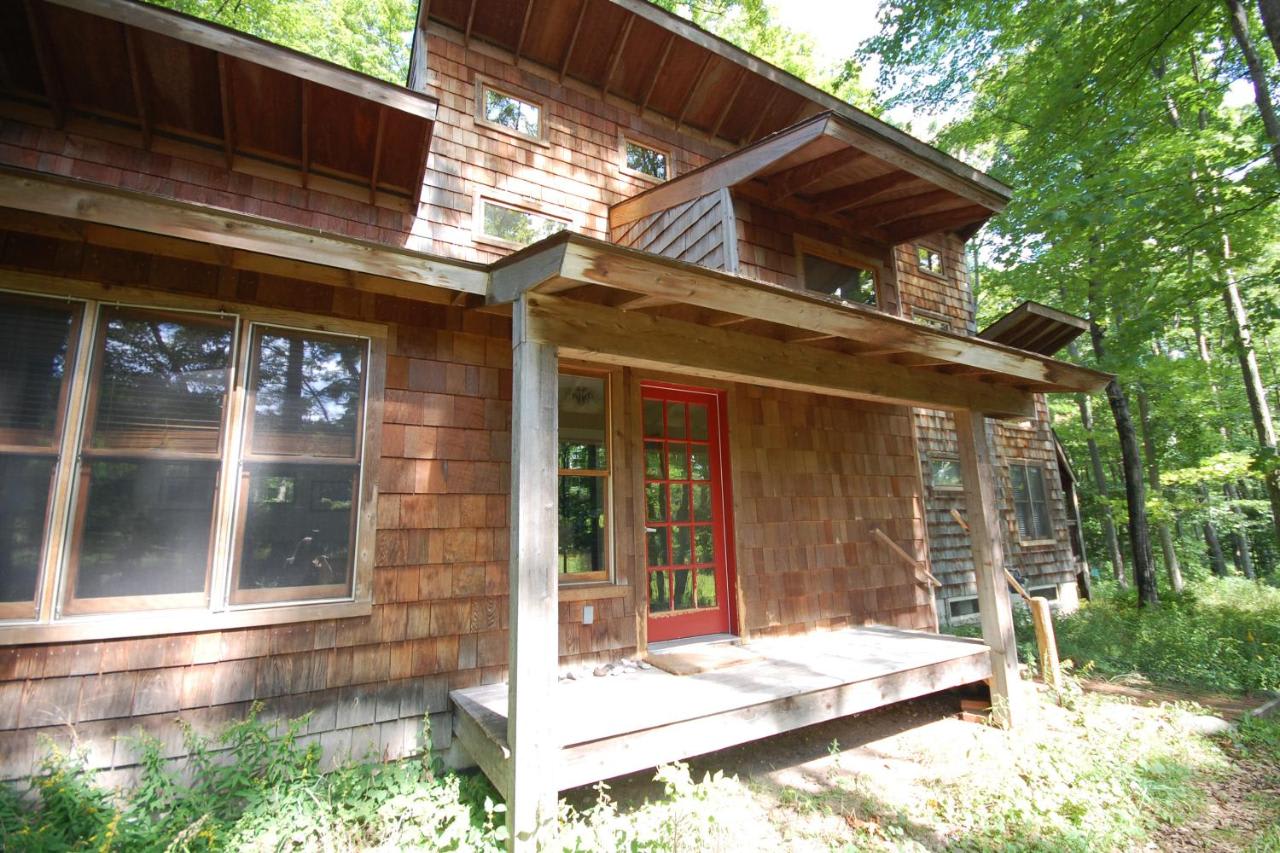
{"left": 798, "top": 245, "right": 877, "bottom": 307}
{"left": 476, "top": 79, "right": 544, "bottom": 142}
{"left": 912, "top": 308, "right": 953, "bottom": 331}
{"left": 622, "top": 137, "right": 670, "bottom": 182}
{"left": 0, "top": 289, "right": 380, "bottom": 638}
{"left": 917, "top": 245, "right": 944, "bottom": 276}
{"left": 1010, "top": 462, "right": 1053, "bottom": 542}
{"left": 558, "top": 371, "right": 611, "bottom": 583}
{"left": 477, "top": 198, "right": 569, "bottom": 249}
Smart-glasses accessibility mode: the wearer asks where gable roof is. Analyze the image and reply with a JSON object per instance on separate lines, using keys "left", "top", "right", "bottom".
{"left": 410, "top": 0, "right": 1010, "bottom": 206}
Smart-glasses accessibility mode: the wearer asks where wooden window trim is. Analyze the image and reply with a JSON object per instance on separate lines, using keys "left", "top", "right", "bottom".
{"left": 473, "top": 75, "right": 550, "bottom": 147}
{"left": 793, "top": 234, "right": 882, "bottom": 309}
{"left": 915, "top": 243, "right": 946, "bottom": 280}
{"left": 1009, "top": 461, "right": 1055, "bottom": 545}
{"left": 618, "top": 132, "right": 674, "bottom": 184}
{"left": 473, "top": 192, "right": 573, "bottom": 252}
{"left": 0, "top": 279, "right": 386, "bottom": 644}
{"left": 557, "top": 365, "right": 616, "bottom": 586}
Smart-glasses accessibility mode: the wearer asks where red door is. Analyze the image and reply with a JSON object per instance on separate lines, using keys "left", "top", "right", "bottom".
{"left": 642, "top": 383, "right": 735, "bottom": 642}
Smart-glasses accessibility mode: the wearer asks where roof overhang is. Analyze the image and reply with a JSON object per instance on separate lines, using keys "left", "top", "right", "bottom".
{"left": 979, "top": 301, "right": 1090, "bottom": 355}
{"left": 610, "top": 112, "right": 1009, "bottom": 243}
{"left": 490, "top": 233, "right": 1111, "bottom": 419}
{"left": 2, "top": 0, "right": 438, "bottom": 211}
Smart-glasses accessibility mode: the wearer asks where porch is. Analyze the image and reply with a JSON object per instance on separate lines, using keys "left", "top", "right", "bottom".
{"left": 451, "top": 625, "right": 992, "bottom": 798}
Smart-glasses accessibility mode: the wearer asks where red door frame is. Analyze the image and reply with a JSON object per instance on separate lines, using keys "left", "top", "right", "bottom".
{"left": 641, "top": 382, "right": 738, "bottom": 643}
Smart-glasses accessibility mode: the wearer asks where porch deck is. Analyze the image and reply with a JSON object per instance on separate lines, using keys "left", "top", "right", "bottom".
{"left": 450, "top": 625, "right": 992, "bottom": 797}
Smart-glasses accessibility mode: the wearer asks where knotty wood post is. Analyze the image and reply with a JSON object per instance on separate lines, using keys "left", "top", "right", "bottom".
{"left": 953, "top": 409, "right": 1025, "bottom": 728}
{"left": 507, "top": 296, "right": 559, "bottom": 848}
{"left": 1028, "top": 597, "right": 1062, "bottom": 690}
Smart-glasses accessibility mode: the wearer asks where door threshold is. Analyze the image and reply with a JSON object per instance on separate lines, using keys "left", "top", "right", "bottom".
{"left": 647, "top": 633, "right": 740, "bottom": 654}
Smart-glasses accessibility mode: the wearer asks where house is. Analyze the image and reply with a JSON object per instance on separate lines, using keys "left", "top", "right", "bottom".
{"left": 0, "top": 0, "right": 1109, "bottom": 846}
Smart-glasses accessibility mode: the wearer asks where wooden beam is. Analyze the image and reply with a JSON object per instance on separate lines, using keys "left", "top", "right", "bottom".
{"left": 745, "top": 87, "right": 780, "bottom": 144}
{"left": 0, "top": 167, "right": 490, "bottom": 294}
{"left": 953, "top": 410, "right": 1025, "bottom": 728}
{"left": 614, "top": 293, "right": 674, "bottom": 310}
{"left": 559, "top": 0, "right": 589, "bottom": 82}
{"left": 600, "top": 15, "right": 634, "bottom": 99}
{"left": 463, "top": 0, "right": 478, "bottom": 46}
{"left": 639, "top": 33, "right": 675, "bottom": 115}
{"left": 710, "top": 68, "right": 748, "bottom": 139}
{"left": 676, "top": 54, "right": 716, "bottom": 130}
{"left": 883, "top": 204, "right": 992, "bottom": 243}
{"left": 524, "top": 293, "right": 1035, "bottom": 417}
{"left": 513, "top": 0, "right": 535, "bottom": 62}
{"left": 216, "top": 53, "right": 235, "bottom": 169}
{"left": 845, "top": 189, "right": 959, "bottom": 229}
{"left": 23, "top": 0, "right": 66, "bottom": 128}
{"left": 809, "top": 170, "right": 920, "bottom": 215}
{"left": 122, "top": 26, "right": 152, "bottom": 149}
{"left": 507, "top": 296, "right": 560, "bottom": 848}
{"left": 46, "top": 0, "right": 438, "bottom": 121}
{"left": 300, "top": 81, "right": 311, "bottom": 188}
{"left": 763, "top": 148, "right": 865, "bottom": 202}
{"left": 369, "top": 106, "right": 387, "bottom": 204}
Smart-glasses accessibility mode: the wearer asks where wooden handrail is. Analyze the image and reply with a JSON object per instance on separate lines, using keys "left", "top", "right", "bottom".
{"left": 872, "top": 528, "right": 942, "bottom": 588}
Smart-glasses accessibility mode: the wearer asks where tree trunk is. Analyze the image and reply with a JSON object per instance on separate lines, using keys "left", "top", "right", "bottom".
{"left": 1088, "top": 278, "right": 1158, "bottom": 606}
{"left": 1201, "top": 483, "right": 1230, "bottom": 576}
{"left": 1077, "top": 393, "right": 1126, "bottom": 585}
{"left": 1224, "top": 481, "right": 1257, "bottom": 578}
{"left": 1260, "top": 0, "right": 1280, "bottom": 60}
{"left": 1137, "top": 386, "right": 1184, "bottom": 593}
{"left": 1226, "top": 0, "right": 1280, "bottom": 170}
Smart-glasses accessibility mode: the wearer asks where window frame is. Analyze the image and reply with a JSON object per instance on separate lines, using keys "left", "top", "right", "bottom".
{"left": 619, "top": 133, "right": 673, "bottom": 184}
{"left": 911, "top": 307, "right": 953, "bottom": 331}
{"left": 474, "top": 76, "right": 549, "bottom": 146}
{"left": 926, "top": 453, "right": 964, "bottom": 492}
{"left": 473, "top": 193, "right": 572, "bottom": 251}
{"left": 0, "top": 278, "right": 385, "bottom": 645}
{"left": 794, "top": 235, "right": 881, "bottom": 308}
{"left": 1009, "top": 461, "right": 1055, "bottom": 545}
{"left": 557, "top": 365, "right": 615, "bottom": 586}
{"left": 916, "top": 244, "right": 945, "bottom": 278}
{"left": 946, "top": 595, "right": 980, "bottom": 620}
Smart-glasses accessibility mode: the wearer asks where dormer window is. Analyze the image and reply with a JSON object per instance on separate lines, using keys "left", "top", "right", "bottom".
{"left": 917, "top": 245, "right": 944, "bottom": 276}
{"left": 622, "top": 137, "right": 670, "bottom": 182}
{"left": 797, "top": 240, "right": 878, "bottom": 307}
{"left": 476, "top": 79, "right": 544, "bottom": 142}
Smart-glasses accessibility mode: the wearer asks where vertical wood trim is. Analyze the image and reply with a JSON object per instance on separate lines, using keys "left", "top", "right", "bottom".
{"left": 216, "top": 54, "right": 236, "bottom": 169}
{"left": 906, "top": 407, "right": 940, "bottom": 631}
{"left": 407, "top": 1, "right": 431, "bottom": 91}
{"left": 300, "top": 82, "right": 311, "bottom": 188}
{"left": 724, "top": 382, "right": 750, "bottom": 641}
{"left": 369, "top": 106, "right": 387, "bottom": 204}
{"left": 626, "top": 368, "right": 649, "bottom": 654}
{"left": 122, "top": 27, "right": 152, "bottom": 150}
{"left": 717, "top": 187, "right": 739, "bottom": 274}
{"left": 953, "top": 409, "right": 1023, "bottom": 727}
{"left": 507, "top": 296, "right": 560, "bottom": 847}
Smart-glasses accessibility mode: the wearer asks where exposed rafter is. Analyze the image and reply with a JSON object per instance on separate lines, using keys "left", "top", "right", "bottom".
{"left": 763, "top": 148, "right": 865, "bottom": 202}
{"left": 843, "top": 189, "right": 957, "bottom": 229}
{"left": 884, "top": 204, "right": 992, "bottom": 242}
{"left": 513, "top": 0, "right": 534, "bottom": 62}
{"left": 600, "top": 15, "right": 632, "bottom": 99}
{"left": 809, "top": 171, "right": 920, "bottom": 215}
{"left": 463, "top": 0, "right": 478, "bottom": 45}
{"left": 122, "top": 25, "right": 151, "bottom": 149}
{"left": 744, "top": 87, "right": 780, "bottom": 143}
{"left": 639, "top": 33, "right": 675, "bottom": 115}
{"left": 369, "top": 106, "right": 387, "bottom": 204}
{"left": 216, "top": 53, "right": 235, "bottom": 169}
{"left": 710, "top": 68, "right": 748, "bottom": 139}
{"left": 23, "top": 0, "right": 66, "bottom": 128}
{"left": 559, "top": 0, "right": 589, "bottom": 82}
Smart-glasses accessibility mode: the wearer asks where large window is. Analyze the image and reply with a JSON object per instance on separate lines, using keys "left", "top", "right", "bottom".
{"left": 477, "top": 198, "right": 568, "bottom": 249}
{"left": 557, "top": 371, "right": 610, "bottom": 583}
{"left": 798, "top": 242, "right": 878, "bottom": 307}
{"left": 1010, "top": 463, "right": 1053, "bottom": 542}
{"left": 0, "top": 290, "right": 378, "bottom": 636}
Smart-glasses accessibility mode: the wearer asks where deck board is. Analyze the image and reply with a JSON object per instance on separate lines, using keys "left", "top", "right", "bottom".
{"left": 451, "top": 625, "right": 991, "bottom": 796}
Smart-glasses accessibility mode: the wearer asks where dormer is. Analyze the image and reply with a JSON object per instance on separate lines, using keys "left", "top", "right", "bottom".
{"left": 608, "top": 112, "right": 1009, "bottom": 329}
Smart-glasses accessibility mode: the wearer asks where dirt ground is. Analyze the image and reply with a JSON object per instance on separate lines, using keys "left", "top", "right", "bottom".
{"left": 560, "top": 684, "right": 1280, "bottom": 852}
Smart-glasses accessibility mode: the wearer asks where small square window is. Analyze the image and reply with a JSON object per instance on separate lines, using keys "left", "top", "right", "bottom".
{"left": 917, "top": 245, "right": 943, "bottom": 275}
{"left": 929, "top": 456, "right": 963, "bottom": 490}
{"left": 800, "top": 252, "right": 876, "bottom": 306}
{"left": 478, "top": 199, "right": 568, "bottom": 248}
{"left": 477, "top": 82, "right": 543, "bottom": 140}
{"left": 623, "top": 139, "right": 669, "bottom": 181}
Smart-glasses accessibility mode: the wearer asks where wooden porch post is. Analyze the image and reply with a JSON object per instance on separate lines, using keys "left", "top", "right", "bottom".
{"left": 507, "top": 296, "right": 559, "bottom": 847}
{"left": 953, "top": 409, "right": 1025, "bottom": 727}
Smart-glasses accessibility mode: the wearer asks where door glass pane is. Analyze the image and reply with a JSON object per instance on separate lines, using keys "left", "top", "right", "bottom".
{"left": 667, "top": 443, "right": 688, "bottom": 479}
{"left": 0, "top": 296, "right": 77, "bottom": 448}
{"left": 690, "top": 446, "right": 710, "bottom": 481}
{"left": 671, "top": 525, "right": 691, "bottom": 565}
{"left": 692, "top": 484, "right": 712, "bottom": 521}
{"left": 556, "top": 474, "right": 607, "bottom": 575}
{"left": 666, "top": 402, "right": 686, "bottom": 438}
{"left": 642, "top": 399, "right": 663, "bottom": 438}
{"left": 694, "top": 525, "right": 714, "bottom": 563}
{"left": 237, "top": 464, "right": 357, "bottom": 593}
{"left": 689, "top": 404, "right": 709, "bottom": 441}
{"left": 644, "top": 442, "right": 664, "bottom": 479}
{"left": 90, "top": 310, "right": 232, "bottom": 454}
{"left": 673, "top": 569, "right": 693, "bottom": 610}
{"left": 252, "top": 331, "right": 364, "bottom": 458}
{"left": 669, "top": 484, "right": 690, "bottom": 522}
{"left": 696, "top": 569, "right": 717, "bottom": 608}
{"left": 645, "top": 482, "right": 667, "bottom": 522}
{"left": 0, "top": 456, "right": 55, "bottom": 605}
{"left": 649, "top": 571, "right": 671, "bottom": 612}
{"left": 646, "top": 527, "right": 668, "bottom": 567}
{"left": 74, "top": 459, "right": 217, "bottom": 599}
{"left": 558, "top": 374, "right": 608, "bottom": 470}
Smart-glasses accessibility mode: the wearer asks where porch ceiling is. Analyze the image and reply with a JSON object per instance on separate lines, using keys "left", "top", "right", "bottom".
{"left": 490, "top": 233, "right": 1111, "bottom": 419}
{"left": 1, "top": 0, "right": 438, "bottom": 211}
{"left": 609, "top": 112, "right": 1010, "bottom": 244}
